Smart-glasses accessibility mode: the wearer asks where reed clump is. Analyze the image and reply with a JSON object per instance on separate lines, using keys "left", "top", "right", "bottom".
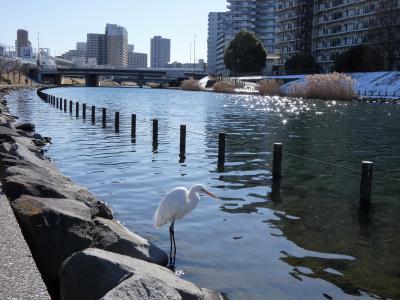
{"left": 212, "top": 81, "right": 236, "bottom": 93}
{"left": 181, "top": 79, "right": 201, "bottom": 91}
{"left": 288, "top": 73, "right": 357, "bottom": 101}
{"left": 258, "top": 79, "right": 283, "bottom": 96}
{"left": 147, "top": 82, "right": 160, "bottom": 88}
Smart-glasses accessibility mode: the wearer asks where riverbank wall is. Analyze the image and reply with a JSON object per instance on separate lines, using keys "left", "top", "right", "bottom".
{"left": 0, "top": 86, "right": 223, "bottom": 300}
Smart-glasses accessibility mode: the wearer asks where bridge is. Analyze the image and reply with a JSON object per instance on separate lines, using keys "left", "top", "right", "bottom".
{"left": 38, "top": 68, "right": 168, "bottom": 87}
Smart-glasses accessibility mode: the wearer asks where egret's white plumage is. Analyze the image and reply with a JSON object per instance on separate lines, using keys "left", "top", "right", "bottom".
{"left": 154, "top": 184, "right": 216, "bottom": 228}
{"left": 154, "top": 184, "right": 218, "bottom": 268}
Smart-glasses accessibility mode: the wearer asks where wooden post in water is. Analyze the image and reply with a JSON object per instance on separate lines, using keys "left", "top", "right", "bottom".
{"left": 115, "top": 112, "right": 119, "bottom": 132}
{"left": 59, "top": 98, "right": 62, "bottom": 110}
{"left": 272, "top": 143, "right": 283, "bottom": 182}
{"left": 75, "top": 102, "right": 79, "bottom": 117}
{"left": 180, "top": 125, "right": 186, "bottom": 154}
{"left": 102, "top": 108, "right": 106, "bottom": 128}
{"left": 218, "top": 132, "right": 225, "bottom": 168}
{"left": 56, "top": 98, "right": 59, "bottom": 108}
{"left": 152, "top": 119, "right": 158, "bottom": 144}
{"left": 82, "top": 104, "right": 86, "bottom": 119}
{"left": 69, "top": 100, "right": 72, "bottom": 113}
{"left": 91, "top": 106, "right": 95, "bottom": 123}
{"left": 360, "top": 161, "right": 373, "bottom": 207}
{"left": 64, "top": 99, "right": 67, "bottom": 112}
{"left": 131, "top": 114, "right": 136, "bottom": 138}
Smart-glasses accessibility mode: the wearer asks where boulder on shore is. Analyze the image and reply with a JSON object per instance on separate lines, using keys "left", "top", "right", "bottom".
{"left": 11, "top": 195, "right": 94, "bottom": 293}
{"left": 60, "top": 248, "right": 223, "bottom": 300}
{"left": 4, "top": 165, "right": 113, "bottom": 219}
{"left": 93, "top": 217, "right": 168, "bottom": 266}
{"left": 15, "top": 122, "right": 35, "bottom": 132}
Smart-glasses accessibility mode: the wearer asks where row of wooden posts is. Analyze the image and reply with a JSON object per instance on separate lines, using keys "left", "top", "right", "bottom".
{"left": 44, "top": 93, "right": 374, "bottom": 208}
{"left": 358, "top": 89, "right": 398, "bottom": 98}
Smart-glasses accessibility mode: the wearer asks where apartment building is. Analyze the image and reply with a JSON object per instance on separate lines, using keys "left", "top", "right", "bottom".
{"left": 313, "top": 0, "right": 377, "bottom": 71}
{"left": 275, "top": 0, "right": 398, "bottom": 72}
{"left": 16, "top": 29, "right": 31, "bottom": 58}
{"left": 87, "top": 33, "right": 107, "bottom": 65}
{"left": 128, "top": 52, "right": 148, "bottom": 69}
{"left": 106, "top": 23, "right": 128, "bottom": 68}
{"left": 207, "top": 12, "right": 227, "bottom": 73}
{"left": 208, "top": 0, "right": 276, "bottom": 75}
{"left": 150, "top": 36, "right": 171, "bottom": 68}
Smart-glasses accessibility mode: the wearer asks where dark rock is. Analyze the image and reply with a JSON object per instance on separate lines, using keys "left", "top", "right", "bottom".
{"left": 101, "top": 275, "right": 181, "bottom": 300}
{"left": 11, "top": 196, "right": 94, "bottom": 295}
{"left": 93, "top": 218, "right": 168, "bottom": 266}
{"left": 15, "top": 122, "right": 35, "bottom": 132}
{"left": 60, "top": 248, "right": 223, "bottom": 300}
{"left": 3, "top": 165, "right": 113, "bottom": 219}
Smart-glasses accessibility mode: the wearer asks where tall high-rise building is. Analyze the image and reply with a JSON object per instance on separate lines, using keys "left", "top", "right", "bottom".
{"left": 207, "top": 12, "right": 227, "bottom": 74}
{"left": 16, "top": 29, "right": 31, "bottom": 58}
{"left": 128, "top": 44, "right": 135, "bottom": 53}
{"left": 87, "top": 33, "right": 107, "bottom": 65}
{"left": 275, "top": 1, "right": 314, "bottom": 67}
{"left": 208, "top": 0, "right": 276, "bottom": 74}
{"left": 225, "top": 0, "right": 276, "bottom": 53}
{"left": 76, "top": 42, "right": 87, "bottom": 52}
{"left": 128, "top": 52, "right": 148, "bottom": 69}
{"left": 106, "top": 23, "right": 128, "bottom": 68}
{"left": 275, "top": 0, "right": 399, "bottom": 72}
{"left": 150, "top": 36, "right": 171, "bottom": 68}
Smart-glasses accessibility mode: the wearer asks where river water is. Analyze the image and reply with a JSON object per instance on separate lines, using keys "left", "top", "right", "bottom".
{"left": 7, "top": 87, "right": 400, "bottom": 300}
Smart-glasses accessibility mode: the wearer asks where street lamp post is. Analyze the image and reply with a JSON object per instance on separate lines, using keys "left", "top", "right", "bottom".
{"left": 237, "top": 58, "right": 240, "bottom": 77}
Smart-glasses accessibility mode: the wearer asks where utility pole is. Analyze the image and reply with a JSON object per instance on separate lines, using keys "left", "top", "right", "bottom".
{"left": 189, "top": 42, "right": 192, "bottom": 75}
{"left": 193, "top": 35, "right": 196, "bottom": 74}
{"left": 36, "top": 32, "right": 40, "bottom": 67}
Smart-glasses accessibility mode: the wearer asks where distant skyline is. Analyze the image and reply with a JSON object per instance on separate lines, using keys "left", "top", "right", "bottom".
{"left": 0, "top": 0, "right": 227, "bottom": 63}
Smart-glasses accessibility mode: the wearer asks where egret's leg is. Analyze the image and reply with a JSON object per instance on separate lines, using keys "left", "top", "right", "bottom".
{"left": 169, "top": 223, "right": 173, "bottom": 267}
{"left": 171, "top": 221, "right": 176, "bottom": 266}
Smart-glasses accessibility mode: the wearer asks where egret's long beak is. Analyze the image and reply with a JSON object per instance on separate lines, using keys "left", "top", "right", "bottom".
{"left": 202, "top": 188, "right": 219, "bottom": 200}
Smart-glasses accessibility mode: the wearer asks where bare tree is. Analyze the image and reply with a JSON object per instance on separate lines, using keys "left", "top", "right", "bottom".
{"left": 369, "top": 0, "right": 400, "bottom": 70}
{"left": 0, "top": 57, "right": 13, "bottom": 83}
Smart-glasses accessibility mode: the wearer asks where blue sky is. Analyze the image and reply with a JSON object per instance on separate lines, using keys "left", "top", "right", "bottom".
{"left": 0, "top": 0, "right": 227, "bottom": 63}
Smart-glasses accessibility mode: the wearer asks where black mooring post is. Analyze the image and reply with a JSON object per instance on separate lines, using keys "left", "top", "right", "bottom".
{"left": 360, "top": 161, "right": 373, "bottom": 207}
{"left": 180, "top": 125, "right": 186, "bottom": 154}
{"left": 91, "top": 106, "right": 95, "bottom": 123}
{"left": 64, "top": 99, "right": 67, "bottom": 112}
{"left": 115, "top": 112, "right": 120, "bottom": 132}
{"left": 218, "top": 132, "right": 225, "bottom": 169}
{"left": 153, "top": 119, "right": 158, "bottom": 143}
{"left": 272, "top": 143, "right": 283, "bottom": 182}
{"left": 59, "top": 98, "right": 62, "bottom": 110}
{"left": 82, "top": 103, "right": 86, "bottom": 119}
{"left": 102, "top": 108, "right": 106, "bottom": 128}
{"left": 75, "top": 102, "right": 79, "bottom": 117}
{"left": 69, "top": 100, "right": 72, "bottom": 113}
{"left": 131, "top": 114, "right": 136, "bottom": 138}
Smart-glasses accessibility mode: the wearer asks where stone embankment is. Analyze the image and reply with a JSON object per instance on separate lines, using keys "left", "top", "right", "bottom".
{"left": 0, "top": 86, "right": 224, "bottom": 300}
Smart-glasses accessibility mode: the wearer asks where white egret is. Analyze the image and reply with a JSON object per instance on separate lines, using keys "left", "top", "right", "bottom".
{"left": 154, "top": 184, "right": 218, "bottom": 267}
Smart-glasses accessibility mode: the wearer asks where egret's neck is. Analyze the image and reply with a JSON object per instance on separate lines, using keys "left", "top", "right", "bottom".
{"left": 187, "top": 188, "right": 200, "bottom": 212}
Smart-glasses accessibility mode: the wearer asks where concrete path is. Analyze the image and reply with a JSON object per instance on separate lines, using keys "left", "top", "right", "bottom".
{"left": 0, "top": 183, "right": 50, "bottom": 300}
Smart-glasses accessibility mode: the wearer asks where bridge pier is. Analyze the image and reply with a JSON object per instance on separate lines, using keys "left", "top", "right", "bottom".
{"left": 85, "top": 74, "right": 99, "bottom": 87}
{"left": 137, "top": 74, "right": 144, "bottom": 88}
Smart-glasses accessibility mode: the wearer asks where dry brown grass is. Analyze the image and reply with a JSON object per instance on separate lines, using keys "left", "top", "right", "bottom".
{"left": 288, "top": 73, "right": 357, "bottom": 101}
{"left": 212, "top": 81, "right": 236, "bottom": 93}
{"left": 147, "top": 82, "right": 161, "bottom": 88}
{"left": 258, "top": 79, "right": 283, "bottom": 96}
{"left": 181, "top": 79, "right": 201, "bottom": 91}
